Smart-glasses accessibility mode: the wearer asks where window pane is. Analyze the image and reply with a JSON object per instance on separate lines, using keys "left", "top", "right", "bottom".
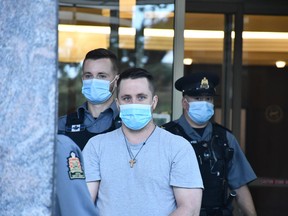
{"left": 58, "top": 1, "right": 175, "bottom": 125}
{"left": 243, "top": 15, "right": 288, "bottom": 215}
{"left": 184, "top": 13, "right": 224, "bottom": 117}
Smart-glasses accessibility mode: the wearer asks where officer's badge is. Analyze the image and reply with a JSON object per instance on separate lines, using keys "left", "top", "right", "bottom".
{"left": 200, "top": 77, "right": 209, "bottom": 89}
{"left": 67, "top": 151, "right": 85, "bottom": 180}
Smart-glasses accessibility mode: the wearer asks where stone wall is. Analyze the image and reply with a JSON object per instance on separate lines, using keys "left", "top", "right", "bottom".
{"left": 0, "top": 1, "right": 58, "bottom": 215}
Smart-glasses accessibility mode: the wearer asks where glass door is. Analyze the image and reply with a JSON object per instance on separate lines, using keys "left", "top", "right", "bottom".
{"left": 183, "top": 10, "right": 244, "bottom": 142}
{"left": 243, "top": 14, "right": 288, "bottom": 216}
{"left": 185, "top": 2, "right": 288, "bottom": 215}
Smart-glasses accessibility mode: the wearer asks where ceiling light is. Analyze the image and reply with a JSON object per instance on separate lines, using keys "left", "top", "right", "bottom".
{"left": 119, "top": 27, "right": 136, "bottom": 35}
{"left": 59, "top": 25, "right": 288, "bottom": 40}
{"left": 144, "top": 28, "right": 174, "bottom": 37}
{"left": 275, "top": 61, "right": 286, "bottom": 68}
{"left": 183, "top": 58, "right": 193, "bottom": 65}
{"left": 58, "top": 24, "right": 110, "bottom": 34}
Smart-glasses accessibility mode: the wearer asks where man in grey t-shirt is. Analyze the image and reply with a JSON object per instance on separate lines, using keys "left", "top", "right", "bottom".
{"left": 83, "top": 68, "right": 203, "bottom": 216}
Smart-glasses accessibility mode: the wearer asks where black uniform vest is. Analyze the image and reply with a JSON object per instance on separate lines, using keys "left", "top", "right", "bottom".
{"left": 162, "top": 122, "right": 234, "bottom": 215}
{"left": 58, "top": 108, "right": 121, "bottom": 150}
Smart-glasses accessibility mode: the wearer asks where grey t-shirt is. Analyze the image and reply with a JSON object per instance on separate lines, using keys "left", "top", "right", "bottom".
{"left": 83, "top": 126, "right": 203, "bottom": 216}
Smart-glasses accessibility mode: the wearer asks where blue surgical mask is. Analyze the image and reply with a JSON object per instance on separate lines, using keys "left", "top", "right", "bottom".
{"left": 82, "top": 79, "right": 112, "bottom": 104}
{"left": 188, "top": 101, "right": 214, "bottom": 125}
{"left": 119, "top": 104, "right": 152, "bottom": 130}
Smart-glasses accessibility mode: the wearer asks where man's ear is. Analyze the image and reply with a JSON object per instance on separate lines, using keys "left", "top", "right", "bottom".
{"left": 182, "top": 97, "right": 189, "bottom": 111}
{"left": 152, "top": 95, "right": 158, "bottom": 110}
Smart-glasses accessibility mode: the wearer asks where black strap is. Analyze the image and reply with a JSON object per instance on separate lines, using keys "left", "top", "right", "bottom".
{"left": 59, "top": 108, "right": 121, "bottom": 150}
{"left": 161, "top": 121, "right": 191, "bottom": 141}
{"left": 162, "top": 121, "right": 234, "bottom": 211}
{"left": 65, "top": 108, "right": 85, "bottom": 132}
{"left": 66, "top": 108, "right": 85, "bottom": 125}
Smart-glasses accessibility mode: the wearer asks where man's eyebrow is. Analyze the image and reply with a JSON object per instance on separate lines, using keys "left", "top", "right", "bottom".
{"left": 120, "top": 94, "right": 131, "bottom": 98}
{"left": 83, "top": 71, "right": 108, "bottom": 74}
{"left": 136, "top": 93, "right": 147, "bottom": 96}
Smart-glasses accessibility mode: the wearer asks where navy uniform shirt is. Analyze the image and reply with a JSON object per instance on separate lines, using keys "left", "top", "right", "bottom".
{"left": 175, "top": 115, "right": 257, "bottom": 189}
{"left": 55, "top": 134, "right": 97, "bottom": 216}
{"left": 58, "top": 101, "right": 120, "bottom": 134}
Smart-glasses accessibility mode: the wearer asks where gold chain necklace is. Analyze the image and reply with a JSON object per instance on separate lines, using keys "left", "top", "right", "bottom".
{"left": 123, "top": 125, "right": 156, "bottom": 168}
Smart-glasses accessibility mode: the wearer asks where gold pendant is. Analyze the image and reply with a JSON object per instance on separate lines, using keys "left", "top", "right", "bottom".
{"left": 129, "top": 159, "right": 136, "bottom": 168}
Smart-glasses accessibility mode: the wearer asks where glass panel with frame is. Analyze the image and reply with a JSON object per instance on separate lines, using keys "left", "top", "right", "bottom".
{"left": 243, "top": 14, "right": 288, "bottom": 215}
{"left": 58, "top": 1, "right": 175, "bottom": 125}
{"left": 183, "top": 13, "right": 225, "bottom": 124}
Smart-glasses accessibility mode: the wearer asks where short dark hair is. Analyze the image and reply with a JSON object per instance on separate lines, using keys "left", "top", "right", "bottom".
{"left": 83, "top": 48, "right": 119, "bottom": 73}
{"left": 117, "top": 67, "right": 155, "bottom": 96}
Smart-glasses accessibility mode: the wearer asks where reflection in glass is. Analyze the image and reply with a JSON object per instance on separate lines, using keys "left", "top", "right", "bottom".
{"left": 58, "top": 2, "right": 175, "bottom": 125}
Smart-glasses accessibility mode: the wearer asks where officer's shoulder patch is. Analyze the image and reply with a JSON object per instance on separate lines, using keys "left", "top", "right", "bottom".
{"left": 67, "top": 151, "right": 85, "bottom": 180}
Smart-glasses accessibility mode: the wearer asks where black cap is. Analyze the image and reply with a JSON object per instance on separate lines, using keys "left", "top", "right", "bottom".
{"left": 175, "top": 72, "right": 219, "bottom": 96}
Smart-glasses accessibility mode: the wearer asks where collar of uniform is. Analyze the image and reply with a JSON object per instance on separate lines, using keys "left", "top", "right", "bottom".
{"left": 79, "top": 102, "right": 89, "bottom": 112}
{"left": 178, "top": 115, "right": 213, "bottom": 141}
{"left": 78, "top": 101, "right": 119, "bottom": 120}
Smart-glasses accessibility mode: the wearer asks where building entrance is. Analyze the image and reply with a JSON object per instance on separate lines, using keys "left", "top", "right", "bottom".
{"left": 185, "top": 2, "right": 288, "bottom": 215}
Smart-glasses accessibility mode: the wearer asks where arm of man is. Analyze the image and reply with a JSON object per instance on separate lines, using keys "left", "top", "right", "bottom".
{"left": 55, "top": 135, "right": 97, "bottom": 215}
{"left": 234, "top": 185, "right": 257, "bottom": 216}
{"left": 170, "top": 187, "right": 202, "bottom": 216}
{"left": 87, "top": 181, "right": 100, "bottom": 203}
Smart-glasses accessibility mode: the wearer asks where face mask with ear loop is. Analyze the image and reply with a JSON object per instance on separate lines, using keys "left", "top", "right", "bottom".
{"left": 82, "top": 75, "right": 118, "bottom": 104}
{"left": 187, "top": 100, "right": 215, "bottom": 125}
{"left": 119, "top": 102, "right": 154, "bottom": 130}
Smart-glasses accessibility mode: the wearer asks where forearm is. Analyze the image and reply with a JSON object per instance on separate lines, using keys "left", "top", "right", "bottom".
{"left": 235, "top": 185, "right": 257, "bottom": 216}
{"left": 169, "top": 206, "right": 200, "bottom": 216}
{"left": 87, "top": 181, "right": 100, "bottom": 203}
{"left": 170, "top": 188, "right": 202, "bottom": 216}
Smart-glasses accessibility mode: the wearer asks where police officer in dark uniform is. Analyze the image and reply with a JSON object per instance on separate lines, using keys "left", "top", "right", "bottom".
{"left": 58, "top": 48, "right": 121, "bottom": 150}
{"left": 55, "top": 134, "right": 97, "bottom": 216}
{"left": 162, "top": 71, "right": 257, "bottom": 216}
